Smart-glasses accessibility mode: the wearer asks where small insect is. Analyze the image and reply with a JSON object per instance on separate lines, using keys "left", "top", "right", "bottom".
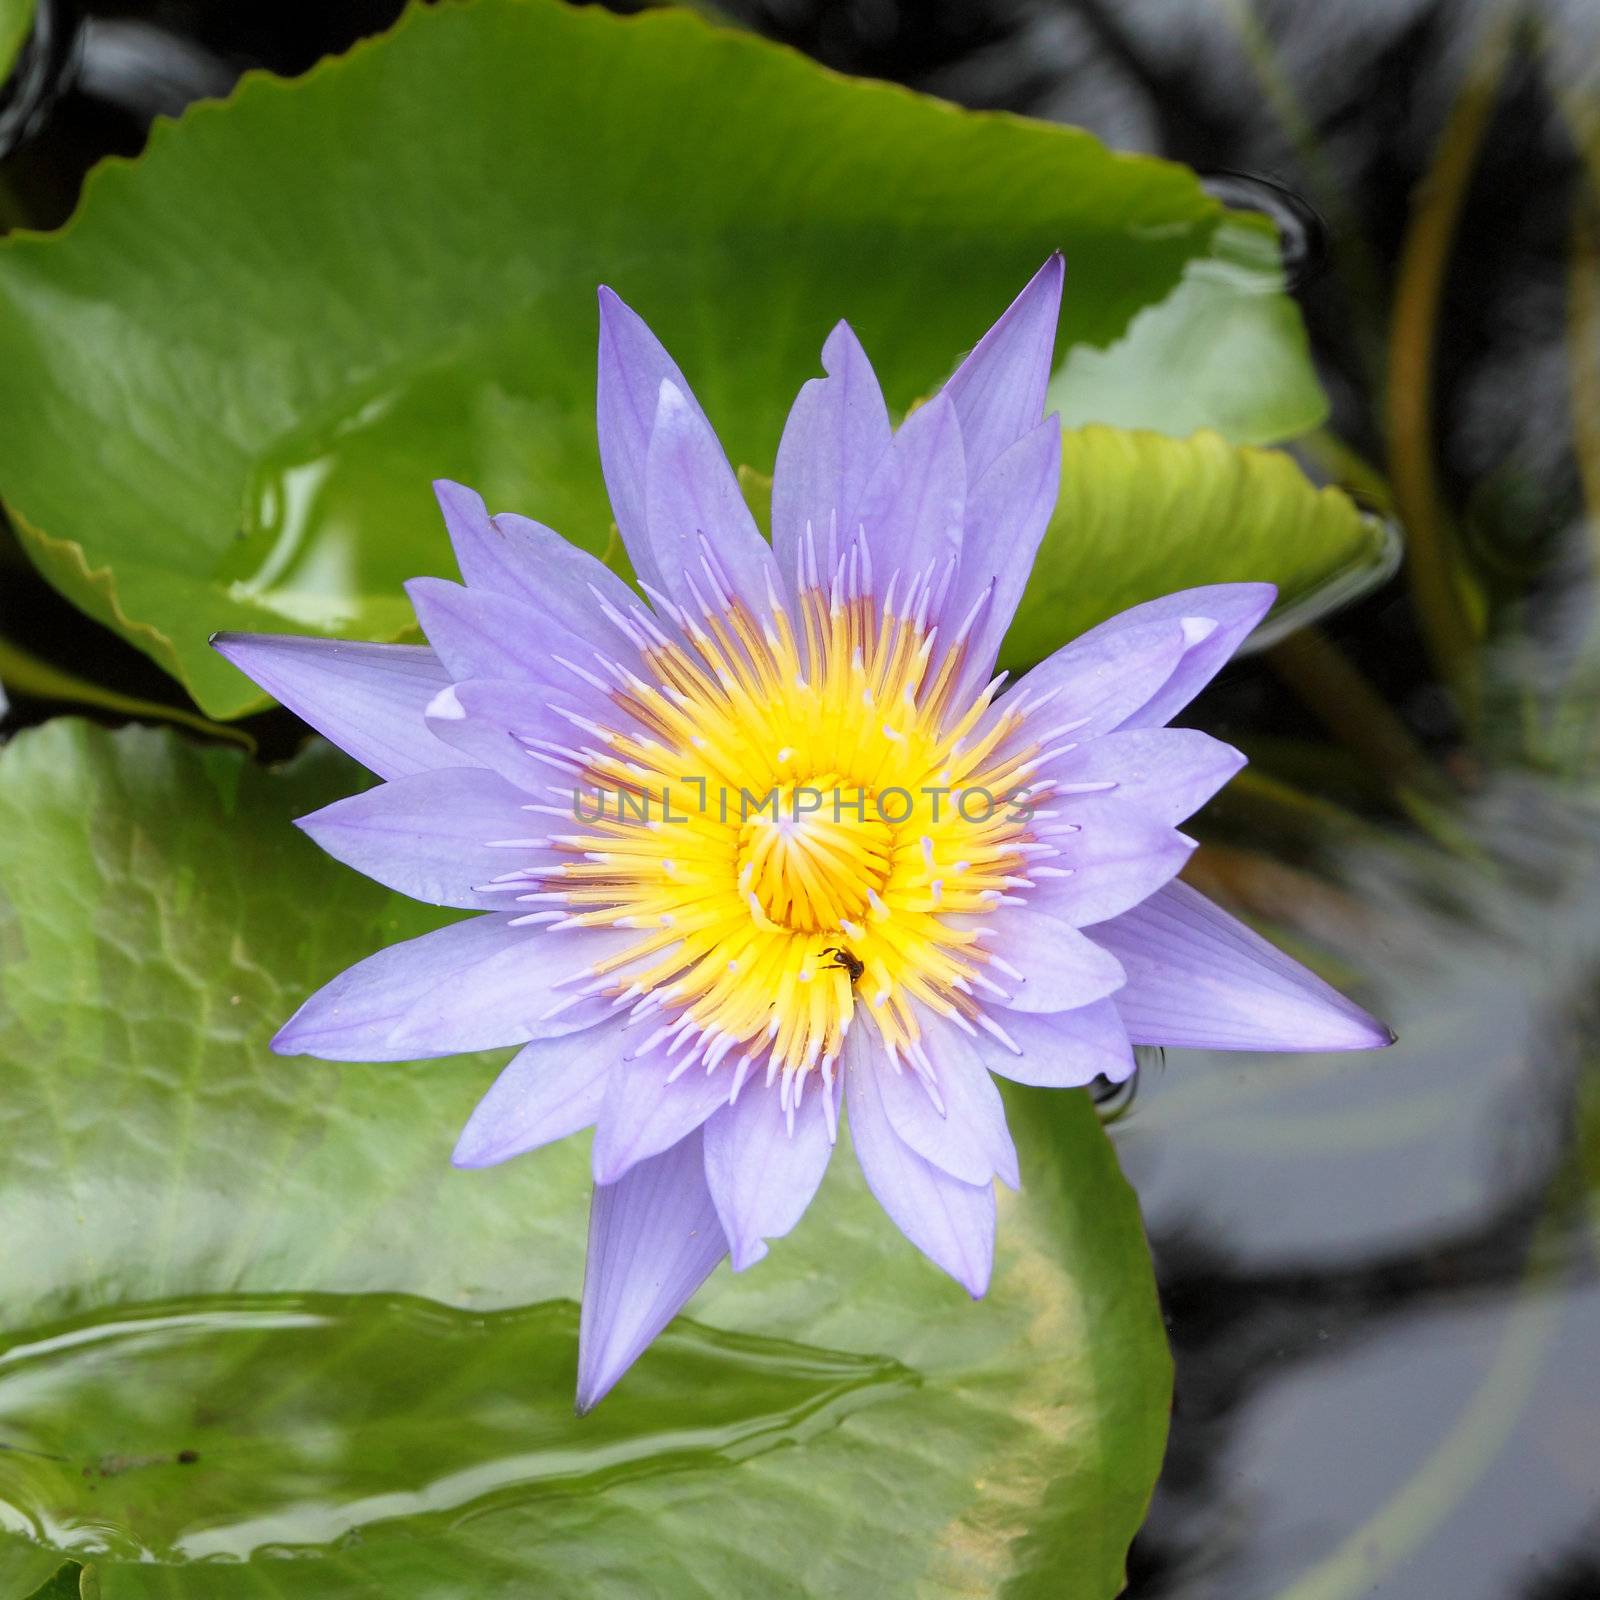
{"left": 823, "top": 946, "right": 865, "bottom": 986}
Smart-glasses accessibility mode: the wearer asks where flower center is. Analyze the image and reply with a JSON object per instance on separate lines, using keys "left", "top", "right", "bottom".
{"left": 522, "top": 548, "right": 1040, "bottom": 1092}
{"left": 735, "top": 777, "right": 893, "bottom": 933}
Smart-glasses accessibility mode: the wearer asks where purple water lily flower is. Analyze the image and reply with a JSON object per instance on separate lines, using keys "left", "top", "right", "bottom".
{"left": 215, "top": 256, "right": 1391, "bottom": 1411}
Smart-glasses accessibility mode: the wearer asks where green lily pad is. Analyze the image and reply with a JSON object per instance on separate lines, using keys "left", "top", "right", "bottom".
{"left": 0, "top": 0, "right": 1321, "bottom": 720}
{"left": 0, "top": 720, "right": 1171, "bottom": 1597}
{"left": 1049, "top": 216, "right": 1328, "bottom": 447}
{"left": 1002, "top": 424, "right": 1395, "bottom": 670}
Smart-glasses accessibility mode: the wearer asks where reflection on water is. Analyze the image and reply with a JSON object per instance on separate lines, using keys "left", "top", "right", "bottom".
{"left": 0, "top": 1292, "right": 910, "bottom": 1562}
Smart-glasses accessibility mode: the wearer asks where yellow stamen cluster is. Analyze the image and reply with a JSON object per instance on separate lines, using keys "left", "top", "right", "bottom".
{"left": 537, "top": 567, "right": 1038, "bottom": 1098}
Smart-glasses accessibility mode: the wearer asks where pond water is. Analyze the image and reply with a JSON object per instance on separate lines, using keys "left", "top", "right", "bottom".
{"left": 2, "top": 1, "right": 1597, "bottom": 1596}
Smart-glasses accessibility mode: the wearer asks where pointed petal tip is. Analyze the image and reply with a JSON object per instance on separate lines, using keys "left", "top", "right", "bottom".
{"left": 450, "top": 1127, "right": 504, "bottom": 1169}
{"left": 728, "top": 1237, "right": 770, "bottom": 1272}
{"left": 209, "top": 630, "right": 261, "bottom": 666}
{"left": 268, "top": 1020, "right": 305, "bottom": 1057}
{"left": 573, "top": 1361, "right": 627, "bottom": 1416}
{"left": 1354, "top": 1014, "right": 1398, "bottom": 1050}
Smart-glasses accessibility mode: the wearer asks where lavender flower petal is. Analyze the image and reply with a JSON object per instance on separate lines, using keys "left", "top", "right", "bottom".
{"left": 950, "top": 415, "right": 1062, "bottom": 689}
{"left": 210, "top": 634, "right": 452, "bottom": 780}
{"left": 406, "top": 577, "right": 633, "bottom": 687}
{"left": 702, "top": 1071, "right": 838, "bottom": 1270}
{"left": 1069, "top": 582, "right": 1278, "bottom": 730}
{"left": 882, "top": 1008, "right": 1019, "bottom": 1187}
{"left": 577, "top": 1128, "right": 727, "bottom": 1413}
{"left": 644, "top": 378, "right": 784, "bottom": 617}
{"left": 272, "top": 913, "right": 548, "bottom": 1061}
{"left": 595, "top": 285, "right": 710, "bottom": 593}
{"left": 958, "top": 906, "right": 1126, "bottom": 1011}
{"left": 452, "top": 1027, "right": 626, "bottom": 1168}
{"left": 1094, "top": 879, "right": 1394, "bottom": 1051}
{"left": 998, "top": 616, "right": 1209, "bottom": 745}
{"left": 855, "top": 393, "right": 965, "bottom": 603}
{"left": 295, "top": 766, "right": 557, "bottom": 910}
{"left": 434, "top": 478, "right": 642, "bottom": 642}
{"left": 771, "top": 320, "right": 892, "bottom": 581}
{"left": 1026, "top": 815, "right": 1196, "bottom": 927}
{"left": 383, "top": 925, "right": 645, "bottom": 1059}
{"left": 273, "top": 918, "right": 638, "bottom": 1061}
{"left": 845, "top": 1035, "right": 995, "bottom": 1297}
{"left": 1032, "top": 727, "right": 1246, "bottom": 826}
{"left": 941, "top": 252, "right": 1064, "bottom": 482}
{"left": 970, "top": 997, "right": 1136, "bottom": 1087}
{"left": 591, "top": 1039, "right": 738, "bottom": 1185}
{"left": 423, "top": 677, "right": 613, "bottom": 793}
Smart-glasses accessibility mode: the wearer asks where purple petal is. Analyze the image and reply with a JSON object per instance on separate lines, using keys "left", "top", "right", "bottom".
{"left": 1093, "top": 879, "right": 1394, "bottom": 1051}
{"left": 383, "top": 925, "right": 645, "bottom": 1059}
{"left": 643, "top": 379, "right": 783, "bottom": 617}
{"left": 577, "top": 1128, "right": 727, "bottom": 1413}
{"left": 295, "top": 766, "right": 555, "bottom": 910}
{"left": 434, "top": 479, "right": 505, "bottom": 591}
{"left": 273, "top": 918, "right": 640, "bottom": 1062}
{"left": 1026, "top": 815, "right": 1196, "bottom": 928}
{"left": 970, "top": 998, "right": 1135, "bottom": 1087}
{"left": 591, "top": 1038, "right": 737, "bottom": 1185}
{"left": 595, "top": 287, "right": 709, "bottom": 593}
{"left": 272, "top": 913, "right": 539, "bottom": 1061}
{"left": 941, "top": 253, "right": 1064, "bottom": 483}
{"left": 406, "top": 577, "right": 626, "bottom": 688}
{"left": 702, "top": 1072, "right": 838, "bottom": 1270}
{"left": 452, "top": 1025, "right": 625, "bottom": 1168}
{"left": 771, "top": 320, "right": 892, "bottom": 582}
{"left": 963, "top": 906, "right": 1126, "bottom": 1011}
{"left": 210, "top": 634, "right": 451, "bottom": 780}
{"left": 879, "top": 1010, "right": 1019, "bottom": 1187}
{"left": 949, "top": 415, "right": 1061, "bottom": 687}
{"left": 844, "top": 1034, "right": 995, "bottom": 1297}
{"left": 855, "top": 393, "right": 965, "bottom": 599}
{"left": 999, "top": 616, "right": 1210, "bottom": 746}
{"left": 1032, "top": 727, "right": 1246, "bottom": 826}
{"left": 1067, "top": 583, "right": 1277, "bottom": 730}
{"left": 423, "top": 677, "right": 602, "bottom": 794}
{"left": 434, "top": 479, "right": 643, "bottom": 646}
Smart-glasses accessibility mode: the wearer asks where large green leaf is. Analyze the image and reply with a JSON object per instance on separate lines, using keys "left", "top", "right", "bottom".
{"left": 0, "top": 0, "right": 1322, "bottom": 719}
{"left": 1001, "top": 425, "right": 1396, "bottom": 669}
{"left": 0, "top": 721, "right": 1171, "bottom": 1598}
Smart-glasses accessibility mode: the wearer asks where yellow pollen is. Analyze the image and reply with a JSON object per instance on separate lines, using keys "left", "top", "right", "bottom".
{"left": 736, "top": 778, "right": 892, "bottom": 932}
{"left": 535, "top": 577, "right": 1036, "bottom": 1081}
